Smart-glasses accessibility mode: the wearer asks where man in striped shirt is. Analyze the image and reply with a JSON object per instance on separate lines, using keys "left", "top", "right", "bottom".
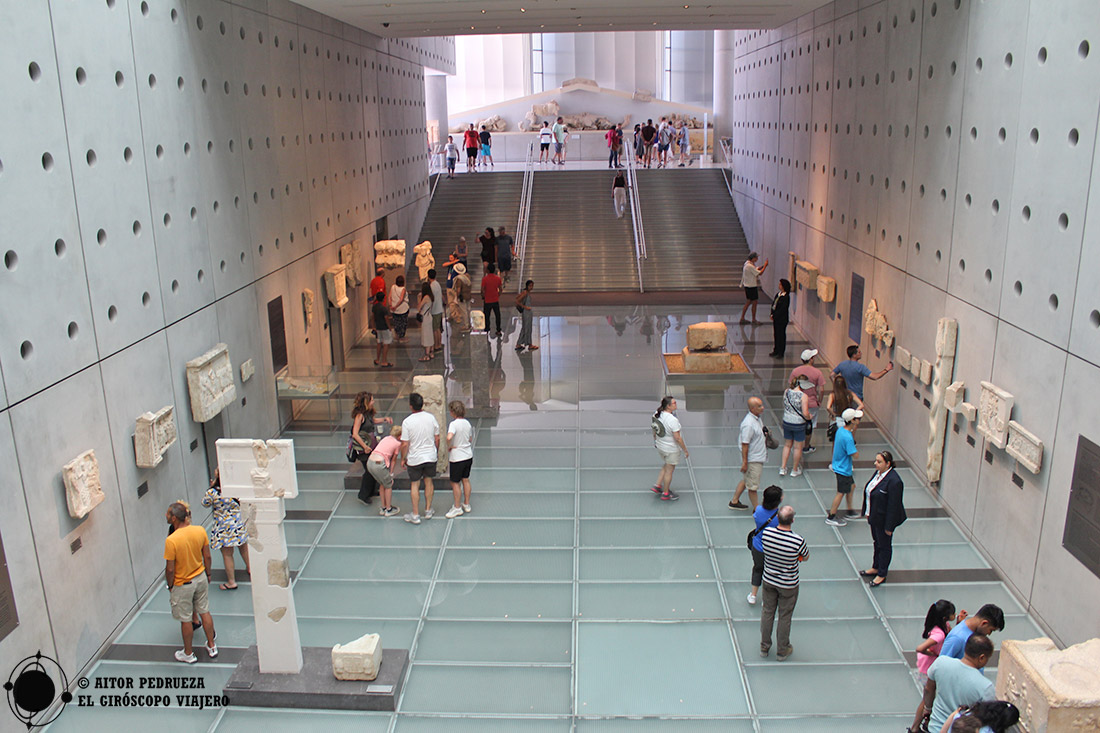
{"left": 760, "top": 505, "right": 809, "bottom": 661}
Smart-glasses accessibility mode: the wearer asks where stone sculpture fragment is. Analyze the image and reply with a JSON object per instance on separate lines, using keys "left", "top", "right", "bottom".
{"left": 63, "top": 449, "right": 105, "bottom": 519}
{"left": 1006, "top": 420, "right": 1044, "bottom": 474}
{"left": 977, "top": 381, "right": 1014, "bottom": 449}
{"left": 185, "top": 343, "right": 236, "bottom": 423}
{"left": 135, "top": 405, "right": 177, "bottom": 468}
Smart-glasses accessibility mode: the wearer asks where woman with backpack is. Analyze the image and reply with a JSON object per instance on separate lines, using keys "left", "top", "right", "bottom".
{"left": 746, "top": 485, "right": 783, "bottom": 605}
{"left": 650, "top": 396, "right": 689, "bottom": 501}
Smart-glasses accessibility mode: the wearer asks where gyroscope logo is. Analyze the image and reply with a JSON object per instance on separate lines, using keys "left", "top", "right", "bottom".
{"left": 4, "top": 651, "right": 72, "bottom": 729}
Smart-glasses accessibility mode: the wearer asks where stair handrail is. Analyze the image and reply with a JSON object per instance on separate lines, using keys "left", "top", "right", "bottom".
{"left": 718, "top": 137, "right": 735, "bottom": 199}
{"left": 624, "top": 143, "right": 647, "bottom": 292}
{"left": 515, "top": 141, "right": 536, "bottom": 287}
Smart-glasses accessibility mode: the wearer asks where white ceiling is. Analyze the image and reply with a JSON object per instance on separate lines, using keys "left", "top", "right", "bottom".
{"left": 293, "top": 0, "right": 827, "bottom": 38}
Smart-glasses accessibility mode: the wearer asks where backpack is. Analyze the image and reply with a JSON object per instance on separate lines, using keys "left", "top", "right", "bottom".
{"left": 651, "top": 414, "right": 667, "bottom": 439}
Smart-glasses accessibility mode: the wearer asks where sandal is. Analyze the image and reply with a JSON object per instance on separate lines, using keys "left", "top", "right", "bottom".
{"left": 219, "top": 583, "right": 239, "bottom": 591}
{"left": 418, "top": 356, "right": 432, "bottom": 362}
{"left": 380, "top": 363, "right": 394, "bottom": 368}
{"left": 373, "top": 360, "right": 380, "bottom": 365}
{"left": 528, "top": 345, "right": 539, "bottom": 350}
{"left": 869, "top": 577, "right": 886, "bottom": 587}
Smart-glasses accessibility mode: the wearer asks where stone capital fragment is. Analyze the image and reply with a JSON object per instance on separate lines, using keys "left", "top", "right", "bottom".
{"left": 332, "top": 633, "right": 383, "bottom": 681}
{"left": 686, "top": 322, "right": 727, "bottom": 351}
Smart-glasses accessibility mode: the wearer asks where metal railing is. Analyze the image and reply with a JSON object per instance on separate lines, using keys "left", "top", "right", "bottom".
{"left": 624, "top": 143, "right": 647, "bottom": 292}
{"left": 718, "top": 137, "right": 735, "bottom": 199}
{"left": 514, "top": 141, "right": 536, "bottom": 288}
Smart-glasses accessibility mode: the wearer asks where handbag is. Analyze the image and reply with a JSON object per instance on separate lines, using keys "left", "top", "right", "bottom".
{"left": 762, "top": 425, "right": 779, "bottom": 450}
{"left": 346, "top": 434, "right": 359, "bottom": 463}
{"left": 746, "top": 510, "right": 780, "bottom": 550}
{"left": 827, "top": 421, "right": 838, "bottom": 442}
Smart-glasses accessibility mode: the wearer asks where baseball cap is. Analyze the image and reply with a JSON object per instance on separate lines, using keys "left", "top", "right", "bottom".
{"left": 800, "top": 349, "right": 818, "bottom": 361}
{"left": 841, "top": 408, "right": 864, "bottom": 423}
{"left": 797, "top": 376, "right": 815, "bottom": 390}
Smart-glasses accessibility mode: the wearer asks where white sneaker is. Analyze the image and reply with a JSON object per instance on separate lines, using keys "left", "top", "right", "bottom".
{"left": 445, "top": 506, "right": 463, "bottom": 519}
{"left": 206, "top": 644, "right": 219, "bottom": 659}
{"left": 747, "top": 593, "right": 757, "bottom": 605}
{"left": 462, "top": 503, "right": 472, "bottom": 513}
{"left": 423, "top": 508, "right": 435, "bottom": 520}
{"left": 404, "top": 513, "right": 421, "bottom": 524}
{"left": 174, "top": 649, "right": 198, "bottom": 664}
{"left": 778, "top": 467, "right": 787, "bottom": 476}
{"left": 790, "top": 467, "right": 802, "bottom": 477}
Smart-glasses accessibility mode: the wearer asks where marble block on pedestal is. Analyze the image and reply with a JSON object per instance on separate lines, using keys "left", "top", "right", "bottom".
{"left": 682, "top": 347, "right": 730, "bottom": 373}
{"left": 816, "top": 275, "right": 836, "bottom": 302}
{"left": 186, "top": 343, "right": 236, "bottom": 422}
{"left": 63, "top": 449, "right": 105, "bottom": 519}
{"left": 686, "top": 322, "right": 727, "bottom": 351}
{"left": 977, "top": 381, "right": 1015, "bottom": 449}
{"left": 996, "top": 638, "right": 1100, "bottom": 733}
{"left": 135, "top": 405, "right": 177, "bottom": 468}
{"left": 332, "top": 633, "right": 382, "bottom": 681}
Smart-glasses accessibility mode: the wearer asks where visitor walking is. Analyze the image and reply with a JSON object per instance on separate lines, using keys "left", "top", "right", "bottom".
{"left": 164, "top": 502, "right": 217, "bottom": 663}
{"left": 790, "top": 349, "right": 825, "bottom": 453}
{"left": 539, "top": 121, "right": 552, "bottom": 163}
{"left": 514, "top": 279, "right": 537, "bottom": 351}
{"left": 478, "top": 125, "right": 494, "bottom": 168}
{"left": 479, "top": 227, "right": 497, "bottom": 268}
{"left": 641, "top": 119, "right": 657, "bottom": 167}
{"left": 202, "top": 469, "right": 250, "bottom": 591}
{"left": 859, "top": 450, "right": 906, "bottom": 587}
{"left": 739, "top": 253, "right": 769, "bottom": 323}
{"left": 372, "top": 291, "right": 394, "bottom": 368}
{"left": 445, "top": 401, "right": 474, "bottom": 518}
{"left": 747, "top": 485, "right": 782, "bottom": 605}
{"left": 651, "top": 396, "right": 689, "bottom": 501}
{"left": 606, "top": 123, "right": 623, "bottom": 168}
{"left": 463, "top": 124, "right": 479, "bottom": 173}
{"left": 552, "top": 116, "right": 566, "bottom": 165}
{"left": 481, "top": 263, "right": 503, "bottom": 337}
{"left": 496, "top": 226, "right": 514, "bottom": 284}
{"left": 729, "top": 396, "right": 768, "bottom": 510}
{"left": 444, "top": 135, "right": 458, "bottom": 178}
{"left": 400, "top": 392, "right": 440, "bottom": 524}
{"left": 417, "top": 282, "right": 434, "bottom": 361}
{"left": 779, "top": 375, "right": 813, "bottom": 477}
{"left": 428, "top": 269, "right": 444, "bottom": 352}
{"left": 633, "top": 123, "right": 644, "bottom": 163}
{"left": 826, "top": 408, "right": 862, "bottom": 525}
{"left": 612, "top": 171, "right": 627, "bottom": 218}
{"left": 388, "top": 275, "right": 410, "bottom": 342}
{"left": 759, "top": 505, "right": 809, "bottom": 661}
{"left": 769, "top": 278, "right": 792, "bottom": 357}
{"left": 677, "top": 121, "right": 692, "bottom": 166}
{"left": 657, "top": 120, "right": 673, "bottom": 168}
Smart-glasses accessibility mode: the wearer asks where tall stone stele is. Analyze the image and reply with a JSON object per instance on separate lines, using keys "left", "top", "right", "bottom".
{"left": 217, "top": 438, "right": 303, "bottom": 674}
{"left": 412, "top": 374, "right": 448, "bottom": 474}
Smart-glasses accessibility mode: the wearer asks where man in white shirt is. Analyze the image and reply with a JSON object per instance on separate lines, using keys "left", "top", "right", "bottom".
{"left": 739, "top": 252, "right": 769, "bottom": 324}
{"left": 400, "top": 392, "right": 440, "bottom": 524}
{"left": 539, "top": 122, "right": 552, "bottom": 163}
{"left": 730, "top": 396, "right": 768, "bottom": 510}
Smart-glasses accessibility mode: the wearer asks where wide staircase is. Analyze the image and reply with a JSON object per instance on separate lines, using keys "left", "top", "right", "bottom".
{"left": 521, "top": 170, "right": 639, "bottom": 292}
{"left": 416, "top": 171, "right": 524, "bottom": 285}
{"left": 636, "top": 167, "right": 749, "bottom": 289}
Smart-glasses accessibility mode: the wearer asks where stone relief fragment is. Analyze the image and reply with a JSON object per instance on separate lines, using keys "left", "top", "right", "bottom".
{"left": 864, "top": 299, "right": 879, "bottom": 336}
{"left": 1006, "top": 420, "right": 1044, "bottom": 474}
{"left": 995, "top": 638, "right": 1100, "bottom": 733}
{"left": 185, "top": 343, "right": 236, "bottom": 423}
{"left": 794, "top": 260, "right": 819, "bottom": 291}
{"left": 324, "top": 264, "right": 349, "bottom": 308}
{"left": 816, "top": 275, "right": 836, "bottom": 302}
{"left": 919, "top": 359, "right": 933, "bottom": 386}
{"left": 63, "top": 449, "right": 105, "bottom": 519}
{"left": 135, "top": 405, "right": 177, "bottom": 468}
{"left": 977, "top": 381, "right": 1015, "bottom": 449}
{"left": 895, "top": 346, "right": 913, "bottom": 373}
{"left": 340, "top": 240, "right": 363, "bottom": 287}
{"left": 944, "top": 381, "right": 966, "bottom": 410}
{"left": 302, "top": 289, "right": 315, "bottom": 328}
{"left": 240, "top": 359, "right": 255, "bottom": 383}
{"left": 216, "top": 439, "right": 300, "bottom": 500}
{"left": 413, "top": 374, "right": 448, "bottom": 473}
{"left": 373, "top": 239, "right": 406, "bottom": 269}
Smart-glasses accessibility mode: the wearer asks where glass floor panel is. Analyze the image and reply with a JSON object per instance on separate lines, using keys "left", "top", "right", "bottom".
{"left": 58, "top": 305, "right": 1049, "bottom": 730}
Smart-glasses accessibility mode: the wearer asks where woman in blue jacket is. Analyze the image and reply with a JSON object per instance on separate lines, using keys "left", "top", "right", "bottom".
{"left": 747, "top": 485, "right": 783, "bottom": 605}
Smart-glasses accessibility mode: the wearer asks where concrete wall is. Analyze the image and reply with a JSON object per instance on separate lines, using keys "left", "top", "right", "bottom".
{"left": 726, "top": 0, "right": 1100, "bottom": 647}
{"left": 0, "top": 0, "right": 447, "bottom": 677}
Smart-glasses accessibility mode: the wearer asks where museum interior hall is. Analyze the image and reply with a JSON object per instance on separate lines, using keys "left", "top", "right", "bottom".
{"left": 1, "top": 0, "right": 1099, "bottom": 731}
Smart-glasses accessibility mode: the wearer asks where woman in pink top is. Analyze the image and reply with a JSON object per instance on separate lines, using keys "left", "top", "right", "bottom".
{"left": 368, "top": 426, "right": 403, "bottom": 517}
{"left": 910, "top": 599, "right": 964, "bottom": 733}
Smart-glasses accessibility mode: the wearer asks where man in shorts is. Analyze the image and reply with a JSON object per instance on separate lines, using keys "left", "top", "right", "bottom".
{"left": 463, "top": 123, "right": 479, "bottom": 173}
{"left": 401, "top": 392, "right": 440, "bottom": 524}
{"left": 496, "top": 225, "right": 514, "bottom": 284}
{"left": 552, "top": 116, "right": 566, "bottom": 165}
{"left": 164, "top": 502, "right": 217, "bottom": 663}
{"left": 730, "top": 396, "right": 768, "bottom": 510}
{"left": 826, "top": 408, "right": 862, "bottom": 526}
{"left": 739, "top": 252, "right": 769, "bottom": 323}
{"left": 657, "top": 120, "right": 673, "bottom": 168}
{"left": 790, "top": 349, "right": 825, "bottom": 453}
{"left": 677, "top": 121, "right": 692, "bottom": 167}
{"left": 478, "top": 126, "right": 494, "bottom": 169}
{"left": 372, "top": 291, "right": 393, "bottom": 367}
{"left": 640, "top": 119, "right": 657, "bottom": 167}
{"left": 539, "top": 121, "right": 552, "bottom": 163}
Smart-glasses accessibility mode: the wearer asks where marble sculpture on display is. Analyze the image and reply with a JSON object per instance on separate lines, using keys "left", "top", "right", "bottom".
{"left": 302, "top": 289, "right": 315, "bottom": 329}
{"left": 324, "top": 264, "right": 349, "bottom": 308}
{"left": 63, "top": 449, "right": 105, "bottom": 519}
{"left": 185, "top": 343, "right": 236, "bottom": 423}
{"left": 977, "top": 381, "right": 1015, "bottom": 450}
{"left": 135, "top": 405, "right": 177, "bottom": 468}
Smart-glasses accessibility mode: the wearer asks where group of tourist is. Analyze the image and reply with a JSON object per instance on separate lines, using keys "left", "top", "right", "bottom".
{"left": 631, "top": 117, "right": 694, "bottom": 169}
{"left": 443, "top": 123, "right": 495, "bottom": 177}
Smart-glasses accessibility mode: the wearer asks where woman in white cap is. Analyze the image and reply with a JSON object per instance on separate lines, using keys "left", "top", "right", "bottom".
{"left": 779, "top": 374, "right": 813, "bottom": 477}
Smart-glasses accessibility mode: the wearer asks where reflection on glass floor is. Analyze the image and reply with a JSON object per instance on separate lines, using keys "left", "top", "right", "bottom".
{"left": 50, "top": 306, "right": 1046, "bottom": 731}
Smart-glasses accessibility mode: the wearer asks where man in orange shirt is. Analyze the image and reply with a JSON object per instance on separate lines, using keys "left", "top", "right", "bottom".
{"left": 164, "top": 502, "right": 217, "bottom": 663}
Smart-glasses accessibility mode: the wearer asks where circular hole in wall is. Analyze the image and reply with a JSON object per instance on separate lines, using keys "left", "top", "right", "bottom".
{"left": 931, "top": 2, "right": 938, "bottom": 16}
{"left": 41, "top": 152, "right": 54, "bottom": 171}
{"left": 148, "top": 73, "right": 156, "bottom": 89}
{"left": 1049, "top": 294, "right": 1059, "bottom": 311}
{"left": 142, "top": 291, "right": 151, "bottom": 307}
{"left": 115, "top": 70, "right": 124, "bottom": 87}
{"left": 3, "top": 250, "right": 17, "bottom": 270}
{"left": 915, "top": 241, "right": 922, "bottom": 253}
{"left": 935, "top": 250, "right": 942, "bottom": 262}
{"left": 107, "top": 305, "right": 118, "bottom": 322}
{"left": 1004, "top": 52, "right": 1013, "bottom": 68}
{"left": 1022, "top": 205, "right": 1031, "bottom": 221}
{"left": 1058, "top": 212, "right": 1069, "bottom": 230}
{"left": 258, "top": 244, "right": 264, "bottom": 256}
{"left": 196, "top": 15, "right": 203, "bottom": 30}
{"left": 998, "top": 127, "right": 1006, "bottom": 142}
{"left": 133, "top": 220, "right": 142, "bottom": 236}
{"left": 1090, "top": 310, "right": 1100, "bottom": 328}
{"left": 170, "top": 8, "right": 177, "bottom": 22}
{"left": 958, "top": 259, "right": 966, "bottom": 272}
{"left": 239, "top": 252, "right": 245, "bottom": 263}
{"left": 177, "top": 76, "right": 184, "bottom": 90}
{"left": 171, "top": 279, "right": 179, "bottom": 293}
{"left": 1029, "top": 128, "right": 1039, "bottom": 144}
{"left": 970, "top": 126, "right": 978, "bottom": 140}
{"left": 96, "top": 228, "right": 106, "bottom": 245}
{"left": 123, "top": 146, "right": 133, "bottom": 162}
{"left": 155, "top": 144, "right": 164, "bottom": 159}
{"left": 965, "top": 193, "right": 972, "bottom": 206}
{"left": 1069, "top": 128, "right": 1080, "bottom": 146}
{"left": 219, "top": 260, "right": 226, "bottom": 272}
{"left": 1079, "top": 40, "right": 1090, "bottom": 59}
{"left": 67, "top": 322, "right": 79, "bottom": 339}
{"left": 28, "top": 61, "right": 41, "bottom": 81}
{"left": 941, "top": 188, "right": 948, "bottom": 201}
{"left": 1013, "top": 280, "right": 1023, "bottom": 296}
{"left": 984, "top": 269, "right": 993, "bottom": 283}
{"left": 1038, "top": 46, "right": 1048, "bottom": 64}
{"left": 163, "top": 213, "right": 171, "bottom": 227}
{"left": 86, "top": 149, "right": 96, "bottom": 166}
{"left": 55, "top": 238, "right": 66, "bottom": 257}
{"left": 19, "top": 341, "right": 33, "bottom": 360}
{"left": 75, "top": 66, "right": 87, "bottom": 84}
{"left": 975, "top": 57, "right": 983, "bottom": 71}
{"left": 992, "top": 199, "right": 1000, "bottom": 213}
